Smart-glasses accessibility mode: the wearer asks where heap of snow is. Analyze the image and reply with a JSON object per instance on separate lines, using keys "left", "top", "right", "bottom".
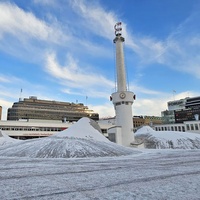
{"left": 56, "top": 117, "right": 109, "bottom": 142}
{"left": 0, "top": 130, "right": 20, "bottom": 146}
{"left": 135, "top": 126, "right": 200, "bottom": 149}
{"left": 0, "top": 118, "right": 138, "bottom": 158}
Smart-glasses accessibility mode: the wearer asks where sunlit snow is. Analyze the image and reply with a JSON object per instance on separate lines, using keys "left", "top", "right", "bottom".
{"left": 135, "top": 125, "right": 200, "bottom": 149}
{"left": 1, "top": 119, "right": 200, "bottom": 199}
{"left": 56, "top": 117, "right": 109, "bottom": 142}
{"left": 0, "top": 150, "right": 200, "bottom": 199}
{"left": 0, "top": 118, "right": 137, "bottom": 158}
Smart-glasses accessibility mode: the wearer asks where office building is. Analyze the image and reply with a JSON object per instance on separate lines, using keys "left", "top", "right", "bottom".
{"left": 162, "top": 96, "right": 200, "bottom": 124}
{"left": 7, "top": 96, "right": 99, "bottom": 122}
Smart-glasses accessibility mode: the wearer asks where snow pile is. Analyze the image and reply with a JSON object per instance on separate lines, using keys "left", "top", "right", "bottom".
{"left": 56, "top": 117, "right": 109, "bottom": 142}
{"left": 0, "top": 130, "right": 20, "bottom": 146}
{"left": 135, "top": 126, "right": 200, "bottom": 149}
{"left": 0, "top": 118, "right": 138, "bottom": 158}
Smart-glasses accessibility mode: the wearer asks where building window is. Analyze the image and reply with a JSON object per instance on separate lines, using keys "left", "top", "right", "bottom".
{"left": 195, "top": 124, "right": 198, "bottom": 130}
{"left": 191, "top": 124, "right": 194, "bottom": 131}
{"left": 108, "top": 133, "right": 116, "bottom": 143}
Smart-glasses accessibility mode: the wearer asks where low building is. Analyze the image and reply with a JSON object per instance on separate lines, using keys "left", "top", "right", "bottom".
{"left": 0, "top": 119, "right": 111, "bottom": 139}
{"left": 143, "top": 116, "right": 162, "bottom": 126}
{"left": 0, "top": 119, "right": 70, "bottom": 139}
{"left": 154, "top": 120, "right": 200, "bottom": 134}
{"left": 133, "top": 116, "right": 144, "bottom": 130}
{"left": 99, "top": 115, "right": 162, "bottom": 132}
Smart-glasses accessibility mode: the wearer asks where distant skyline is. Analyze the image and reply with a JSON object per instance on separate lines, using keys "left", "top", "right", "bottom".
{"left": 0, "top": 0, "right": 200, "bottom": 120}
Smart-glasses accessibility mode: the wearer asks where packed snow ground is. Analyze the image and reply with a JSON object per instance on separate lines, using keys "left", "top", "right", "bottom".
{"left": 135, "top": 126, "right": 200, "bottom": 149}
{"left": 1, "top": 119, "right": 200, "bottom": 199}
{"left": 1, "top": 149, "right": 200, "bottom": 200}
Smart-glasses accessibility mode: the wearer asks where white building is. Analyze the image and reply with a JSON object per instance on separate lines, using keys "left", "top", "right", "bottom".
{"left": 154, "top": 120, "right": 200, "bottom": 134}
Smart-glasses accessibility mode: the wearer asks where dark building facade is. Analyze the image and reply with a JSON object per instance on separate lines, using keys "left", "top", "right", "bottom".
{"left": 7, "top": 96, "right": 99, "bottom": 121}
{"left": 175, "top": 109, "right": 200, "bottom": 123}
{"left": 162, "top": 96, "right": 200, "bottom": 124}
{"left": 175, "top": 96, "right": 200, "bottom": 123}
{"left": 185, "top": 96, "right": 200, "bottom": 109}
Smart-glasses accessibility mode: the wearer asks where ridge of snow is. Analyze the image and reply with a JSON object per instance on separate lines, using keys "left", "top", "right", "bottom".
{"left": 135, "top": 126, "right": 200, "bottom": 149}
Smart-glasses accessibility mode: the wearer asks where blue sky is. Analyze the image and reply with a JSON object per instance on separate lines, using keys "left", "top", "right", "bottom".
{"left": 0, "top": 0, "right": 200, "bottom": 120}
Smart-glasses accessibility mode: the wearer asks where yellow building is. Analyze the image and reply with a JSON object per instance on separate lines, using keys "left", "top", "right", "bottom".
{"left": 133, "top": 115, "right": 162, "bottom": 131}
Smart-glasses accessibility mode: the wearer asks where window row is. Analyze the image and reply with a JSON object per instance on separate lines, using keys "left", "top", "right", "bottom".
{"left": 0, "top": 127, "right": 66, "bottom": 132}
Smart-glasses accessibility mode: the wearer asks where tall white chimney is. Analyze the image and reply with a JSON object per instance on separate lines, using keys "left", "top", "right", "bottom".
{"left": 109, "top": 22, "right": 135, "bottom": 146}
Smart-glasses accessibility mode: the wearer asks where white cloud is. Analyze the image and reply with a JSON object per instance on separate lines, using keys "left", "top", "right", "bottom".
{"left": 0, "top": 2, "right": 67, "bottom": 43}
{"left": 129, "top": 84, "right": 163, "bottom": 96}
{"left": 0, "top": 74, "right": 24, "bottom": 85}
{"left": 172, "top": 91, "right": 199, "bottom": 101}
{"left": 45, "top": 52, "right": 114, "bottom": 97}
{"left": 70, "top": 0, "right": 166, "bottom": 66}
{"left": 133, "top": 98, "right": 167, "bottom": 116}
{"left": 132, "top": 90, "right": 200, "bottom": 117}
{"left": 70, "top": 0, "right": 117, "bottom": 40}
{"left": 0, "top": 75, "right": 10, "bottom": 83}
{"left": 89, "top": 103, "right": 114, "bottom": 118}
{"left": 153, "top": 11, "right": 200, "bottom": 78}
{"left": 71, "top": 0, "right": 200, "bottom": 80}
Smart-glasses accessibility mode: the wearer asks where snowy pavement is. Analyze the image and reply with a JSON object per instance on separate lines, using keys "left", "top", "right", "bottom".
{"left": 1, "top": 149, "right": 200, "bottom": 200}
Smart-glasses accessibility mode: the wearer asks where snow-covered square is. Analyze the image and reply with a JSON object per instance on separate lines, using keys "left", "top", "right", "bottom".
{"left": 1, "top": 118, "right": 200, "bottom": 199}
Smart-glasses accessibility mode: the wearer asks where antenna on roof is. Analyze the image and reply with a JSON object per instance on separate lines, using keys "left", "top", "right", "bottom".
{"left": 173, "top": 90, "right": 176, "bottom": 101}
{"left": 19, "top": 88, "right": 23, "bottom": 101}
